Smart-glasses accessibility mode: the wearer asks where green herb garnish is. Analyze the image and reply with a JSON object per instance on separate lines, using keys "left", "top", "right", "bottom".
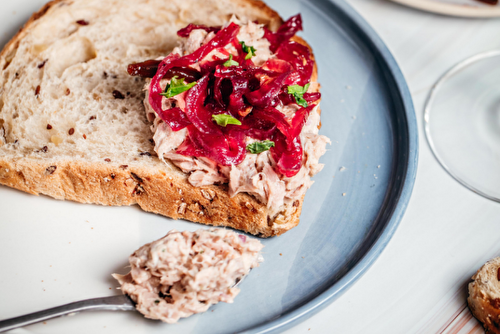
{"left": 246, "top": 140, "right": 275, "bottom": 154}
{"left": 287, "top": 83, "right": 310, "bottom": 108}
{"left": 223, "top": 54, "right": 239, "bottom": 67}
{"left": 161, "top": 76, "right": 197, "bottom": 98}
{"left": 212, "top": 114, "right": 242, "bottom": 127}
{"left": 154, "top": 300, "right": 160, "bottom": 304}
{"left": 239, "top": 41, "right": 256, "bottom": 60}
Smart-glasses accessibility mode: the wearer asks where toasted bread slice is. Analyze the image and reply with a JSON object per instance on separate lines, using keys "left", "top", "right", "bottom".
{"left": 0, "top": 0, "right": 320, "bottom": 237}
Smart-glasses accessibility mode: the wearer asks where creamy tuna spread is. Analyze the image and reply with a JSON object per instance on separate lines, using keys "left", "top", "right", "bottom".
{"left": 113, "top": 229, "right": 263, "bottom": 323}
{"left": 129, "top": 14, "right": 330, "bottom": 217}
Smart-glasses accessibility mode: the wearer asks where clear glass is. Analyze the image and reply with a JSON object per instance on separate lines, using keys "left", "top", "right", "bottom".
{"left": 425, "top": 50, "right": 500, "bottom": 201}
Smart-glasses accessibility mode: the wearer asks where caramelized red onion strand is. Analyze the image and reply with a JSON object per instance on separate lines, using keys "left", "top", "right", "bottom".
{"left": 127, "top": 59, "right": 161, "bottom": 78}
{"left": 156, "top": 107, "right": 191, "bottom": 131}
{"left": 184, "top": 75, "right": 222, "bottom": 135}
{"left": 264, "top": 14, "right": 303, "bottom": 53}
{"left": 144, "top": 15, "right": 316, "bottom": 176}
{"left": 177, "top": 24, "right": 221, "bottom": 38}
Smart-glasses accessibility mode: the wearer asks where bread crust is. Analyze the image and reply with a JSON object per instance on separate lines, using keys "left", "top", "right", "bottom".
{"left": 0, "top": 156, "right": 304, "bottom": 237}
{"left": 233, "top": 0, "right": 284, "bottom": 31}
{"left": 468, "top": 257, "right": 500, "bottom": 333}
{"left": 0, "top": 0, "right": 66, "bottom": 62}
{"left": 0, "top": 0, "right": 319, "bottom": 237}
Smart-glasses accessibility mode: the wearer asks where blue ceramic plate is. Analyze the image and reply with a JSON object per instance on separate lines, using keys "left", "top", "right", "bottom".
{"left": 0, "top": 0, "right": 417, "bottom": 333}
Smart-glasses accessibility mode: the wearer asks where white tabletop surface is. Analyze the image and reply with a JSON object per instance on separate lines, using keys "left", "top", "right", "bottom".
{"left": 286, "top": 1, "right": 500, "bottom": 333}
{"left": 0, "top": 1, "right": 498, "bottom": 333}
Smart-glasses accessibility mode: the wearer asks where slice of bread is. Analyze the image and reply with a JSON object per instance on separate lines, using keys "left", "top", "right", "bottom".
{"left": 468, "top": 257, "right": 500, "bottom": 333}
{"left": 0, "top": 0, "right": 320, "bottom": 237}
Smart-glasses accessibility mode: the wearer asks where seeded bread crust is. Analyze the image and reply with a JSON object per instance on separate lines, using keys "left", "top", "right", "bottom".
{"left": 468, "top": 257, "right": 500, "bottom": 334}
{"left": 0, "top": 0, "right": 319, "bottom": 237}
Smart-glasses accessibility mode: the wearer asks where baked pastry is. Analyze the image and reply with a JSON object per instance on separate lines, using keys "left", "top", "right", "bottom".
{"left": 468, "top": 257, "right": 500, "bottom": 333}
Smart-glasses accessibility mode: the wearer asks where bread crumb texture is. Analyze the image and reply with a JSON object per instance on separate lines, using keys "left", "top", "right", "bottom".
{"left": 0, "top": 0, "right": 306, "bottom": 237}
{"left": 468, "top": 257, "right": 500, "bottom": 333}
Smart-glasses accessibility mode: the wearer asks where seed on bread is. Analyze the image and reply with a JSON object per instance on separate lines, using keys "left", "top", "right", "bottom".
{"left": 131, "top": 173, "right": 143, "bottom": 183}
{"left": 34, "top": 146, "right": 48, "bottom": 153}
{"left": 201, "top": 189, "right": 215, "bottom": 201}
{"left": 178, "top": 203, "right": 187, "bottom": 214}
{"left": 37, "top": 59, "right": 48, "bottom": 69}
{"left": 113, "top": 90, "right": 125, "bottom": 99}
{"left": 133, "top": 184, "right": 145, "bottom": 196}
{"left": 50, "top": 135, "right": 63, "bottom": 145}
{"left": 45, "top": 166, "right": 57, "bottom": 175}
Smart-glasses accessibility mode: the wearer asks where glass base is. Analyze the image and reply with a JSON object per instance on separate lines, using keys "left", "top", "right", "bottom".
{"left": 424, "top": 50, "right": 500, "bottom": 201}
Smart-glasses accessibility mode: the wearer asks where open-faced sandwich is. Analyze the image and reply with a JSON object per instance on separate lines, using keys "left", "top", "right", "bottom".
{"left": 0, "top": 0, "right": 329, "bottom": 237}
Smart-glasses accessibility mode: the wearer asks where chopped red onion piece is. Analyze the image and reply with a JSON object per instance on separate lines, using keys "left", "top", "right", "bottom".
{"left": 271, "top": 132, "right": 303, "bottom": 177}
{"left": 184, "top": 75, "right": 222, "bottom": 135}
{"left": 290, "top": 104, "right": 316, "bottom": 138}
{"left": 145, "top": 15, "right": 316, "bottom": 177}
{"left": 156, "top": 107, "right": 191, "bottom": 131}
{"left": 245, "top": 71, "right": 292, "bottom": 108}
{"left": 182, "top": 126, "right": 246, "bottom": 166}
{"left": 264, "top": 14, "right": 303, "bottom": 53}
{"left": 277, "top": 41, "right": 314, "bottom": 86}
{"left": 177, "top": 24, "right": 222, "bottom": 38}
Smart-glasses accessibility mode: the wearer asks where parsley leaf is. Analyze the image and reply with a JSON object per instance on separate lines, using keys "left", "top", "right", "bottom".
{"left": 246, "top": 140, "right": 275, "bottom": 154}
{"left": 287, "top": 83, "right": 310, "bottom": 108}
{"left": 287, "top": 83, "right": 310, "bottom": 95}
{"left": 212, "top": 114, "right": 242, "bottom": 127}
{"left": 239, "top": 41, "right": 256, "bottom": 60}
{"left": 294, "top": 95, "right": 308, "bottom": 108}
{"left": 223, "top": 54, "right": 239, "bottom": 67}
{"left": 160, "top": 76, "right": 197, "bottom": 98}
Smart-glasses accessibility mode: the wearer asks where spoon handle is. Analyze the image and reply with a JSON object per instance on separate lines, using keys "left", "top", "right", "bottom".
{"left": 0, "top": 295, "right": 135, "bottom": 332}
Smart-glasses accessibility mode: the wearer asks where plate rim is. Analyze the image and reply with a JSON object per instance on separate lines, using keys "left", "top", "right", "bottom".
{"left": 243, "top": 0, "right": 419, "bottom": 332}
{"left": 390, "top": 0, "right": 500, "bottom": 18}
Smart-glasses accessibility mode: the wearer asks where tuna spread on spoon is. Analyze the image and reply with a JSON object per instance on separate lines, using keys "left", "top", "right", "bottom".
{"left": 129, "top": 14, "right": 330, "bottom": 218}
{"left": 113, "top": 229, "right": 263, "bottom": 323}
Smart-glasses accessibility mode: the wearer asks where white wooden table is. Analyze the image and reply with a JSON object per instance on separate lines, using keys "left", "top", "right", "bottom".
{"left": 286, "top": 1, "right": 500, "bottom": 333}
{"left": 0, "top": 1, "right": 497, "bottom": 333}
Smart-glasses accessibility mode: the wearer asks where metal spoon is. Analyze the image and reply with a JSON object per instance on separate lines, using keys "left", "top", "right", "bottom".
{"left": 0, "top": 274, "right": 247, "bottom": 332}
{"left": 0, "top": 295, "right": 135, "bottom": 332}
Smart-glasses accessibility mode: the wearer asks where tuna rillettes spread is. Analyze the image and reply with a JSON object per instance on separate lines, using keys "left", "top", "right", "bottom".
{"left": 113, "top": 229, "right": 263, "bottom": 323}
